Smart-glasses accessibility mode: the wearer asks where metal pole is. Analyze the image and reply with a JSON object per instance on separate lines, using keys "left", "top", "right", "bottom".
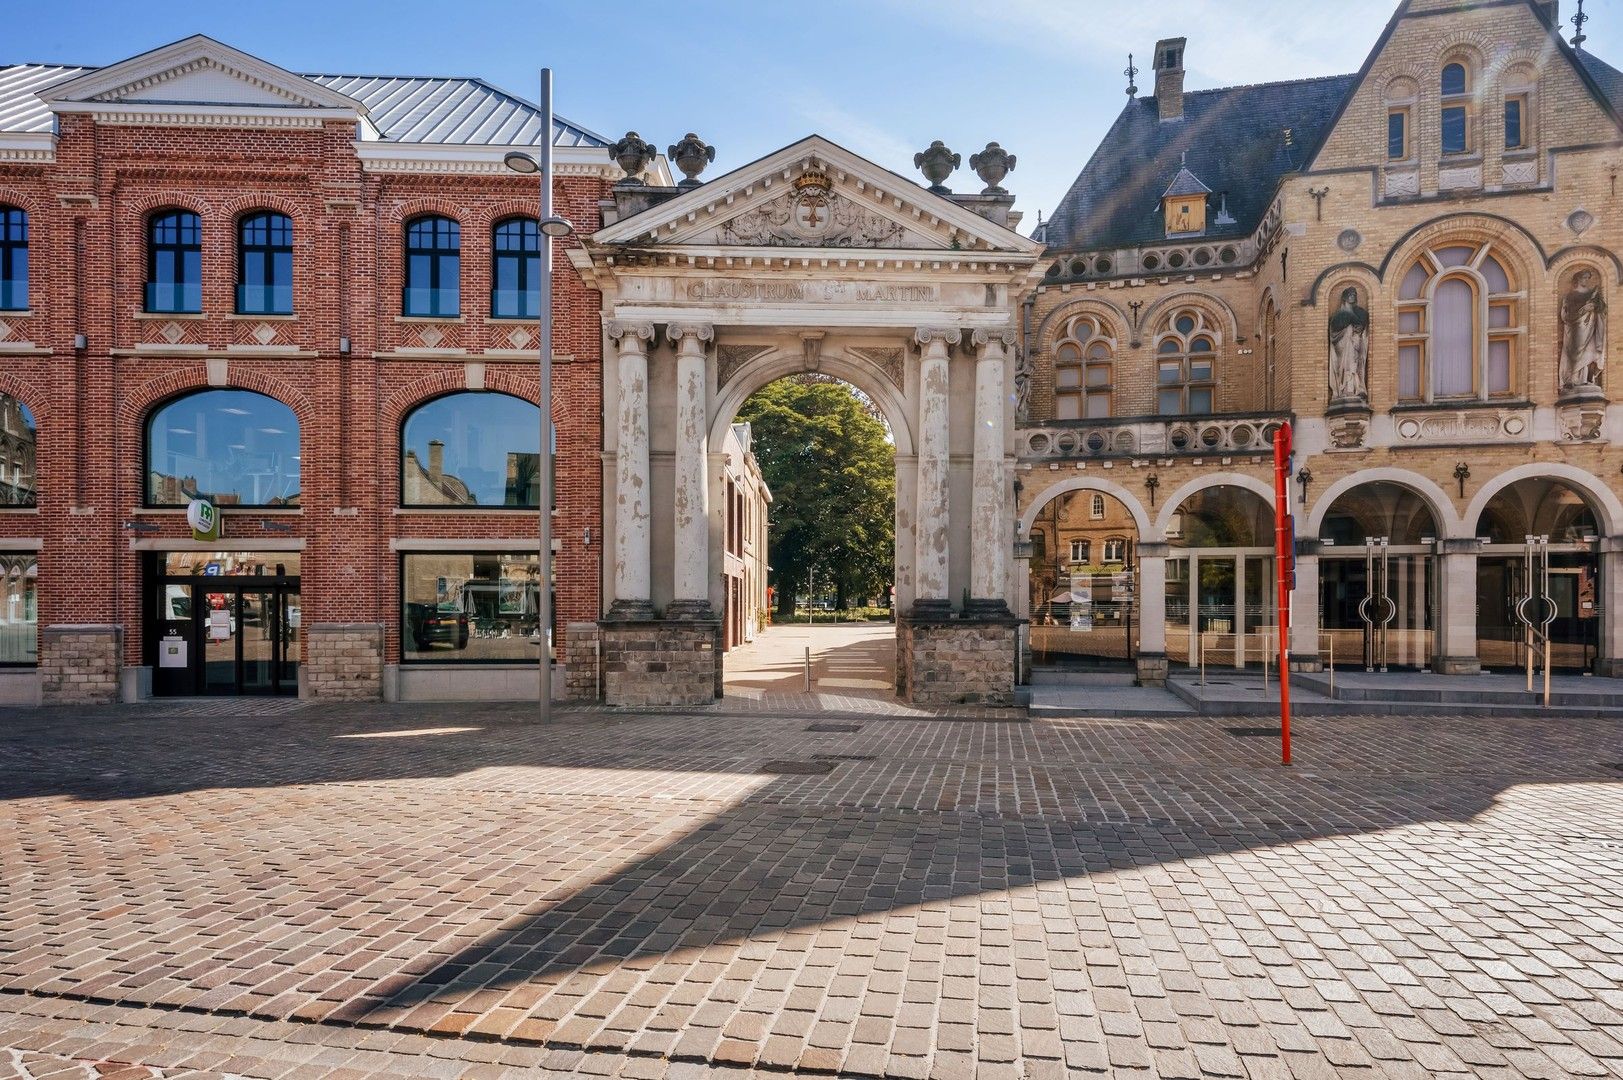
{"left": 804, "top": 646, "right": 812, "bottom": 691}
{"left": 807, "top": 564, "right": 813, "bottom": 624}
{"left": 537, "top": 67, "right": 555, "bottom": 722}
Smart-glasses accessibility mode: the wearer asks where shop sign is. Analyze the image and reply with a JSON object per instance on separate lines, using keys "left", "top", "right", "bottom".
{"left": 186, "top": 498, "right": 221, "bottom": 542}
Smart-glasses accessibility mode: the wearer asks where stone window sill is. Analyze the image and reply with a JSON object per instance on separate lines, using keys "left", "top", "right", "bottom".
{"left": 1391, "top": 398, "right": 1529, "bottom": 412}
{"left": 395, "top": 315, "right": 465, "bottom": 324}
{"left": 133, "top": 310, "right": 206, "bottom": 320}
{"left": 0, "top": 309, "right": 32, "bottom": 318}
{"left": 227, "top": 312, "right": 298, "bottom": 321}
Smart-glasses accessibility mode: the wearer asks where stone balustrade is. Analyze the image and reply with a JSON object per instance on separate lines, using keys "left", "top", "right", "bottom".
{"left": 1017, "top": 411, "right": 1287, "bottom": 462}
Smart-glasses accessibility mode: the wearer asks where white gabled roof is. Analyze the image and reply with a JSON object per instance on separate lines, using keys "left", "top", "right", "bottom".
{"left": 305, "top": 74, "right": 606, "bottom": 147}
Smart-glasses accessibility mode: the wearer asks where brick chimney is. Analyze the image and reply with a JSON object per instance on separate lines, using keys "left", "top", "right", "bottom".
{"left": 428, "top": 439, "right": 444, "bottom": 483}
{"left": 1154, "top": 37, "right": 1187, "bottom": 122}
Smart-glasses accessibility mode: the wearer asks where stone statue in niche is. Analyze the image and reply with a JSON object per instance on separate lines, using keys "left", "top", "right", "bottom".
{"left": 1559, "top": 268, "right": 1607, "bottom": 393}
{"left": 1327, "top": 286, "right": 1370, "bottom": 402}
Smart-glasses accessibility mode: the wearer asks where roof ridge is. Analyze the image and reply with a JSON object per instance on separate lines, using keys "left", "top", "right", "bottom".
{"left": 1182, "top": 71, "right": 1357, "bottom": 97}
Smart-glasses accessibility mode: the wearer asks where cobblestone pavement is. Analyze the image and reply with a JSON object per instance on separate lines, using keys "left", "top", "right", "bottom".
{"left": 1, "top": 702, "right": 1621, "bottom": 1079}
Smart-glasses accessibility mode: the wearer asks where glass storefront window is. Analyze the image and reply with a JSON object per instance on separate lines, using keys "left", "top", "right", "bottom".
{"left": 401, "top": 392, "right": 540, "bottom": 507}
{"left": 0, "top": 393, "right": 36, "bottom": 507}
{"left": 0, "top": 553, "right": 36, "bottom": 664}
{"left": 146, "top": 390, "right": 300, "bottom": 507}
{"left": 402, "top": 552, "right": 547, "bottom": 663}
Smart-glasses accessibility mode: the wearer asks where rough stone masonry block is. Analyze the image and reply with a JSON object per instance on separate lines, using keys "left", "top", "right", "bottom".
{"left": 897, "top": 616, "right": 1018, "bottom": 706}
{"left": 41, "top": 625, "right": 123, "bottom": 705}
{"left": 306, "top": 624, "right": 384, "bottom": 700}
{"left": 599, "top": 619, "right": 721, "bottom": 707}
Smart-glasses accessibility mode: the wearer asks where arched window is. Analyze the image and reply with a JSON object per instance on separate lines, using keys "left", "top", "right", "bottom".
{"left": 403, "top": 215, "right": 460, "bottom": 317}
{"left": 491, "top": 217, "right": 539, "bottom": 319}
{"left": 237, "top": 211, "right": 293, "bottom": 315}
{"left": 1502, "top": 66, "right": 1535, "bottom": 154}
{"left": 0, "top": 206, "right": 26, "bottom": 311}
{"left": 401, "top": 391, "right": 542, "bottom": 507}
{"left": 1440, "top": 61, "right": 1473, "bottom": 156}
{"left": 146, "top": 210, "right": 202, "bottom": 313}
{"left": 1384, "top": 77, "right": 1417, "bottom": 162}
{"left": 1154, "top": 308, "right": 1219, "bottom": 415}
{"left": 1090, "top": 494, "right": 1106, "bottom": 519}
{"left": 0, "top": 393, "right": 36, "bottom": 507}
{"left": 1053, "top": 314, "right": 1114, "bottom": 420}
{"left": 1396, "top": 241, "right": 1521, "bottom": 402}
{"left": 1261, "top": 298, "right": 1280, "bottom": 409}
{"left": 146, "top": 389, "right": 300, "bottom": 507}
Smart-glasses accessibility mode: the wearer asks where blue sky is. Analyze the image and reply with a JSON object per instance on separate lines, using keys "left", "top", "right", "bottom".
{"left": 7, "top": 1, "right": 1621, "bottom": 227}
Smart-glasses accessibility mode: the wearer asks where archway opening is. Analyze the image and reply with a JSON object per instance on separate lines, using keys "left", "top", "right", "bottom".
{"left": 717, "top": 373, "right": 898, "bottom": 699}
{"left": 1319, "top": 482, "right": 1439, "bottom": 671}
{"left": 1473, "top": 477, "right": 1601, "bottom": 672}
{"left": 1025, "top": 488, "right": 1141, "bottom": 670}
{"left": 1166, "top": 486, "right": 1274, "bottom": 669}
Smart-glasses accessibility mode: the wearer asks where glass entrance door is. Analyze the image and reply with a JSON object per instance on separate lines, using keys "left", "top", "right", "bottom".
{"left": 1478, "top": 548, "right": 1598, "bottom": 672}
{"left": 202, "top": 590, "right": 237, "bottom": 694}
{"left": 147, "top": 553, "right": 301, "bottom": 696}
{"left": 1320, "top": 549, "right": 1435, "bottom": 670}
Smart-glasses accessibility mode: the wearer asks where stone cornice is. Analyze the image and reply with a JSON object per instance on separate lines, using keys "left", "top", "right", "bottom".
{"left": 354, "top": 141, "right": 618, "bottom": 178}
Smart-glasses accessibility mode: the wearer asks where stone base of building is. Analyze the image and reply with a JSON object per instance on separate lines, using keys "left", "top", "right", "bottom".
{"left": 1595, "top": 657, "right": 1623, "bottom": 678}
{"left": 595, "top": 617, "right": 721, "bottom": 707}
{"left": 1433, "top": 654, "right": 1482, "bottom": 676}
{"left": 306, "top": 623, "right": 385, "bottom": 700}
{"left": 1135, "top": 652, "right": 1169, "bottom": 687}
{"left": 1288, "top": 657, "right": 1325, "bottom": 673}
{"left": 896, "top": 613, "right": 1019, "bottom": 706}
{"left": 41, "top": 625, "right": 122, "bottom": 705}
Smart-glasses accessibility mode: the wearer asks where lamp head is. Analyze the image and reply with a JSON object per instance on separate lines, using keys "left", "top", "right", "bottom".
{"left": 503, "top": 151, "right": 541, "bottom": 175}
{"left": 540, "top": 215, "right": 575, "bottom": 238}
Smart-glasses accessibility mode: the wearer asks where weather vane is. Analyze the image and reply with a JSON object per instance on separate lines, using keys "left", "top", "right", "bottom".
{"left": 1125, "top": 54, "right": 1139, "bottom": 98}
{"left": 1572, "top": 0, "right": 1589, "bottom": 51}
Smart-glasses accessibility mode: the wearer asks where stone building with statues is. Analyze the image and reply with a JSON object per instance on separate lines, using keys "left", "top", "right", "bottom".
{"left": 1018, "top": 0, "right": 1623, "bottom": 687}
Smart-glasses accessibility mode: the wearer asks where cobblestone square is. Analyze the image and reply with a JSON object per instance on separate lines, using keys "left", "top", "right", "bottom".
{"left": 1, "top": 702, "right": 1620, "bottom": 1078}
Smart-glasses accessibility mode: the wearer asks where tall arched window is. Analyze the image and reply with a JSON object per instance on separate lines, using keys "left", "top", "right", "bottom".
{"left": 237, "top": 211, "right": 293, "bottom": 315}
{"left": 1155, "top": 308, "right": 1219, "bottom": 415}
{"left": 1396, "top": 241, "right": 1521, "bottom": 402}
{"left": 402, "top": 391, "right": 542, "bottom": 507}
{"left": 1053, "top": 314, "right": 1114, "bottom": 420}
{"left": 146, "top": 389, "right": 300, "bottom": 506}
{"left": 147, "top": 210, "right": 202, "bottom": 313}
{"left": 0, "top": 393, "right": 36, "bottom": 507}
{"left": 491, "top": 217, "right": 540, "bottom": 319}
{"left": 1261, "top": 298, "right": 1279, "bottom": 409}
{"left": 1440, "top": 61, "right": 1473, "bottom": 156}
{"left": 403, "top": 215, "right": 460, "bottom": 317}
{"left": 0, "top": 206, "right": 26, "bottom": 311}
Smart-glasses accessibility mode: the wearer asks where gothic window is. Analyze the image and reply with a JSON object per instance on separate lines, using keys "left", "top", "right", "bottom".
{"left": 1053, "top": 314, "right": 1115, "bottom": 420}
{"left": 0, "top": 206, "right": 25, "bottom": 311}
{"left": 1261, "top": 298, "right": 1280, "bottom": 409}
{"left": 236, "top": 211, "right": 293, "bottom": 315}
{"left": 1395, "top": 241, "right": 1522, "bottom": 402}
{"left": 146, "top": 209, "right": 202, "bottom": 313}
{"left": 491, "top": 217, "right": 540, "bottom": 318}
{"left": 1090, "top": 494, "right": 1105, "bottom": 519}
{"left": 1440, "top": 62, "right": 1473, "bottom": 156}
{"left": 1154, "top": 308, "right": 1219, "bottom": 415}
{"left": 403, "top": 215, "right": 460, "bottom": 317}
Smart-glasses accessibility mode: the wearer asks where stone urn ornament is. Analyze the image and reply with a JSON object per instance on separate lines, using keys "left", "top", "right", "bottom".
{"left": 969, "top": 142, "right": 1016, "bottom": 195}
{"left": 913, "top": 140, "right": 960, "bottom": 194}
{"left": 668, "top": 133, "right": 716, "bottom": 188}
{"left": 607, "top": 131, "right": 656, "bottom": 186}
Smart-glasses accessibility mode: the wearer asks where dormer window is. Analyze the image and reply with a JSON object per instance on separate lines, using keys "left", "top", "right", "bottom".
{"left": 1161, "top": 161, "right": 1211, "bottom": 238}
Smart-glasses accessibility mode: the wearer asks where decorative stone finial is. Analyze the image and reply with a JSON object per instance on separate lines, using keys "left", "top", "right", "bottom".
{"left": 969, "top": 142, "right": 1017, "bottom": 196}
{"left": 1125, "top": 53, "right": 1139, "bottom": 98}
{"left": 1572, "top": 0, "right": 1589, "bottom": 50}
{"left": 608, "top": 131, "right": 656, "bottom": 186}
{"left": 913, "top": 140, "right": 960, "bottom": 195}
{"left": 668, "top": 133, "right": 716, "bottom": 188}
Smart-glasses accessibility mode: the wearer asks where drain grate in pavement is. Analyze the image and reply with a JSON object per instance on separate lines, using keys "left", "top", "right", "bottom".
{"left": 761, "top": 759, "right": 836, "bottom": 775}
{"left": 806, "top": 723, "right": 863, "bottom": 733}
{"left": 813, "top": 753, "right": 877, "bottom": 762}
{"left": 1227, "top": 726, "right": 1284, "bottom": 737}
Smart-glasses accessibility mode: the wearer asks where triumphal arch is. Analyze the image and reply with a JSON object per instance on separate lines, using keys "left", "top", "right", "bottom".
{"left": 568, "top": 135, "right": 1043, "bottom": 705}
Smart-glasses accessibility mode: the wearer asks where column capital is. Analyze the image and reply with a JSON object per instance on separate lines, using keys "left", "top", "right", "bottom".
{"left": 913, "top": 327, "right": 962, "bottom": 349}
{"left": 666, "top": 321, "right": 715, "bottom": 346}
{"left": 968, "top": 327, "right": 1019, "bottom": 353}
{"left": 607, "top": 319, "right": 655, "bottom": 345}
{"left": 1136, "top": 542, "right": 1171, "bottom": 559}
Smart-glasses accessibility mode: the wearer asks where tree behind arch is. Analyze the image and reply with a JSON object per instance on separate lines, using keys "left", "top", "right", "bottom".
{"left": 736, "top": 378, "right": 895, "bottom": 618}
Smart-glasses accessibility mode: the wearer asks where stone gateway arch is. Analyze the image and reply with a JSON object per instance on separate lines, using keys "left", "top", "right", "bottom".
{"left": 568, "top": 136, "right": 1044, "bottom": 706}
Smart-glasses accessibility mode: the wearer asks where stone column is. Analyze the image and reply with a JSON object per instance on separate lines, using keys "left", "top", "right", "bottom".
{"left": 1135, "top": 542, "right": 1169, "bottom": 686}
{"left": 1289, "top": 544, "right": 1323, "bottom": 671}
{"left": 1434, "top": 539, "right": 1481, "bottom": 674}
{"left": 667, "top": 322, "right": 714, "bottom": 619}
{"left": 968, "top": 327, "right": 1016, "bottom": 614}
{"left": 912, "top": 327, "right": 959, "bottom": 614}
{"left": 607, "top": 320, "right": 655, "bottom": 620}
{"left": 1598, "top": 540, "right": 1623, "bottom": 677}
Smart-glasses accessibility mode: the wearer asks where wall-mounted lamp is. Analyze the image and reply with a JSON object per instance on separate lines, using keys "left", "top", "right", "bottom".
{"left": 261, "top": 520, "right": 294, "bottom": 534}
{"left": 339, "top": 336, "right": 351, "bottom": 355}
{"left": 73, "top": 333, "right": 87, "bottom": 351}
{"left": 1145, "top": 473, "right": 1160, "bottom": 508}
{"left": 1295, "top": 466, "right": 1312, "bottom": 506}
{"left": 1453, "top": 462, "right": 1471, "bottom": 498}
{"left": 122, "top": 520, "right": 159, "bottom": 534}
{"left": 583, "top": 526, "right": 592, "bottom": 547}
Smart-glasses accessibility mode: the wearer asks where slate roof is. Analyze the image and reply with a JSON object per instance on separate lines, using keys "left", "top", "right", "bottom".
{"left": 1575, "top": 51, "right": 1623, "bottom": 116}
{"left": 1042, "top": 73, "right": 1358, "bottom": 253}
{"left": 0, "top": 62, "right": 607, "bottom": 147}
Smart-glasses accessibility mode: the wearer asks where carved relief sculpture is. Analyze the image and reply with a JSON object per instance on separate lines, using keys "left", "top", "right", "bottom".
{"left": 1328, "top": 286, "right": 1370, "bottom": 402}
{"left": 718, "top": 191, "right": 905, "bottom": 248}
{"left": 1559, "top": 268, "right": 1607, "bottom": 393}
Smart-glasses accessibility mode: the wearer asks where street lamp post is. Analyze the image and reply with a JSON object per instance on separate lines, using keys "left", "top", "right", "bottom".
{"left": 504, "top": 69, "right": 575, "bottom": 722}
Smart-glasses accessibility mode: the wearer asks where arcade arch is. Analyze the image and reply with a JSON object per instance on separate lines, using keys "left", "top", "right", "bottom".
{"left": 1165, "top": 485, "right": 1276, "bottom": 669}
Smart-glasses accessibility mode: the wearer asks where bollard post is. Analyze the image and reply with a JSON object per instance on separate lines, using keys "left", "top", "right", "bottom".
{"left": 1200, "top": 630, "right": 1207, "bottom": 688}
{"left": 804, "top": 646, "right": 812, "bottom": 692}
{"left": 1263, "top": 628, "right": 1271, "bottom": 689}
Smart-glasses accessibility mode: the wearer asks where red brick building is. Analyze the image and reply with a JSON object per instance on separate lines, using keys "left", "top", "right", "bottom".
{"left": 0, "top": 35, "right": 652, "bottom": 703}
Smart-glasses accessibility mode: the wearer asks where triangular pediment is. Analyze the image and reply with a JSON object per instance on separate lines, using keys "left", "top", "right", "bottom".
{"left": 594, "top": 136, "right": 1042, "bottom": 256}
{"left": 42, "top": 35, "right": 362, "bottom": 115}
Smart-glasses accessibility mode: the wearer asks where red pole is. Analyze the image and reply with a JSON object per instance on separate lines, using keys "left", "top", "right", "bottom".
{"left": 1273, "top": 422, "right": 1293, "bottom": 766}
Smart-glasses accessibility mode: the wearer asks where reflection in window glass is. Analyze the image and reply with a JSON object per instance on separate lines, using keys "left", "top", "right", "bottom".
{"left": 0, "top": 553, "right": 35, "bottom": 664}
{"left": 0, "top": 394, "right": 35, "bottom": 507}
{"left": 146, "top": 390, "right": 301, "bottom": 506}
{"left": 402, "top": 552, "right": 549, "bottom": 663}
{"left": 402, "top": 392, "right": 541, "bottom": 507}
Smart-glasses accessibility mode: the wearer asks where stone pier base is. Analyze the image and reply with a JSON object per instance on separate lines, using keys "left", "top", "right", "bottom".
{"left": 1433, "top": 654, "right": 1482, "bottom": 676}
{"left": 41, "top": 625, "right": 122, "bottom": 705}
{"left": 896, "top": 613, "right": 1019, "bottom": 706}
{"left": 1135, "top": 652, "right": 1169, "bottom": 687}
{"left": 306, "top": 623, "right": 384, "bottom": 700}
{"left": 598, "top": 618, "right": 721, "bottom": 707}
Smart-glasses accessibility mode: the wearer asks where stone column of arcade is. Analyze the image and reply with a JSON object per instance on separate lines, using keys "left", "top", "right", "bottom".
{"left": 968, "top": 328, "right": 1015, "bottom": 614}
{"left": 1435, "top": 538, "right": 1482, "bottom": 675}
{"left": 1289, "top": 546, "right": 1323, "bottom": 671}
{"left": 607, "top": 320, "right": 656, "bottom": 620}
{"left": 666, "top": 322, "right": 715, "bottom": 619}
{"left": 911, "top": 327, "right": 958, "bottom": 615}
{"left": 1135, "top": 542, "right": 1171, "bottom": 686}
{"left": 1598, "top": 539, "right": 1623, "bottom": 677}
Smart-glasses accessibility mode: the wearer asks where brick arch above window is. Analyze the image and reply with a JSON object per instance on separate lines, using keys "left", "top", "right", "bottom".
{"left": 118, "top": 366, "right": 313, "bottom": 432}
{"left": 218, "top": 193, "right": 309, "bottom": 227}
{"left": 1393, "top": 239, "right": 1525, "bottom": 403}
{"left": 1136, "top": 291, "right": 1238, "bottom": 346}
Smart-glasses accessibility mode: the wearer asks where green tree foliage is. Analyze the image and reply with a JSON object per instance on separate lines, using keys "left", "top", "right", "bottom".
{"left": 735, "top": 377, "right": 895, "bottom": 618}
